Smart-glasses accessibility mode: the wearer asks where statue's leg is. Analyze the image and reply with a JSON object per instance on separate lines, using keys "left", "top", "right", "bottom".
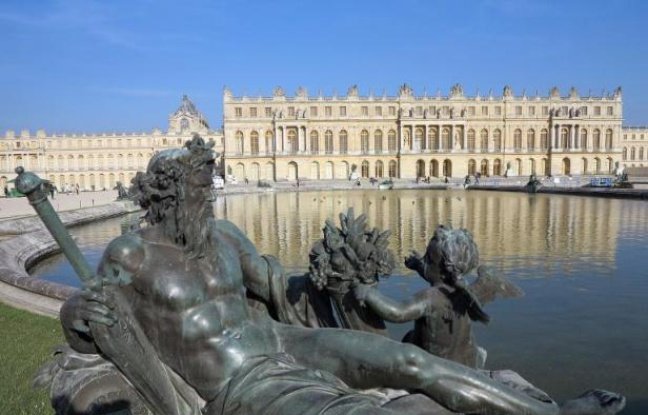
{"left": 276, "top": 324, "right": 559, "bottom": 415}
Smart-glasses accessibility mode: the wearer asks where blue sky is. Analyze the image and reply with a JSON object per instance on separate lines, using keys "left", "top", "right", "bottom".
{"left": 1, "top": 0, "right": 647, "bottom": 133}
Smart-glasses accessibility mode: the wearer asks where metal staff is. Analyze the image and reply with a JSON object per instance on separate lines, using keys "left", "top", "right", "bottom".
{"left": 14, "top": 166, "right": 99, "bottom": 290}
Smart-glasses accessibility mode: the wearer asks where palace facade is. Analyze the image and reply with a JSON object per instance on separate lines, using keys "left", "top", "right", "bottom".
{"left": 223, "top": 84, "right": 624, "bottom": 181}
{"left": 0, "top": 96, "right": 223, "bottom": 191}
{"left": 1, "top": 85, "right": 644, "bottom": 191}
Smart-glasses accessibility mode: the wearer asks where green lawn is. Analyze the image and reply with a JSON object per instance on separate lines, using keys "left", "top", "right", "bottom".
{"left": 0, "top": 302, "right": 63, "bottom": 414}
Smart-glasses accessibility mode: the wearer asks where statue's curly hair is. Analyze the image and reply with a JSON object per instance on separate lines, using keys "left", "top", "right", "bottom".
{"left": 309, "top": 208, "right": 395, "bottom": 291}
{"left": 425, "top": 225, "right": 479, "bottom": 282}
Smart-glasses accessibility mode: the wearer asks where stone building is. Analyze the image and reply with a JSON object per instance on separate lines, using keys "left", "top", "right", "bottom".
{"left": 621, "top": 126, "right": 648, "bottom": 168}
{"left": 0, "top": 96, "right": 223, "bottom": 192}
{"left": 223, "top": 84, "right": 624, "bottom": 181}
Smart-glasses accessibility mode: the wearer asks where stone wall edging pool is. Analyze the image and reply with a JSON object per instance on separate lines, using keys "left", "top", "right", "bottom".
{"left": 0, "top": 201, "right": 141, "bottom": 305}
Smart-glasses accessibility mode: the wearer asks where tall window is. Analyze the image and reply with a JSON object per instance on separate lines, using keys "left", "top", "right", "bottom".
{"left": 605, "top": 129, "right": 613, "bottom": 150}
{"left": 442, "top": 128, "right": 450, "bottom": 150}
{"left": 374, "top": 130, "right": 383, "bottom": 154}
{"left": 414, "top": 127, "right": 424, "bottom": 151}
{"left": 339, "top": 106, "right": 347, "bottom": 116}
{"left": 250, "top": 131, "right": 259, "bottom": 155}
{"left": 287, "top": 129, "right": 298, "bottom": 154}
{"left": 428, "top": 127, "right": 438, "bottom": 150}
{"left": 580, "top": 129, "right": 588, "bottom": 150}
{"left": 493, "top": 129, "right": 502, "bottom": 151}
{"left": 540, "top": 129, "right": 549, "bottom": 150}
{"left": 310, "top": 131, "right": 319, "bottom": 154}
{"left": 265, "top": 130, "right": 274, "bottom": 154}
{"left": 388, "top": 130, "right": 397, "bottom": 152}
{"left": 249, "top": 107, "right": 257, "bottom": 117}
{"left": 339, "top": 130, "right": 348, "bottom": 154}
{"left": 480, "top": 129, "right": 489, "bottom": 152}
{"left": 527, "top": 129, "right": 535, "bottom": 151}
{"left": 325, "top": 130, "right": 333, "bottom": 154}
{"left": 514, "top": 129, "right": 522, "bottom": 151}
{"left": 467, "top": 129, "right": 475, "bottom": 151}
{"left": 623, "top": 147, "right": 628, "bottom": 160}
{"left": 561, "top": 128, "right": 569, "bottom": 149}
{"left": 593, "top": 129, "right": 601, "bottom": 150}
{"left": 361, "top": 106, "right": 368, "bottom": 116}
{"left": 361, "top": 160, "right": 369, "bottom": 178}
{"left": 375, "top": 161, "right": 384, "bottom": 177}
{"left": 640, "top": 147, "right": 645, "bottom": 160}
{"left": 235, "top": 131, "right": 244, "bottom": 155}
{"left": 388, "top": 160, "right": 397, "bottom": 177}
{"left": 631, "top": 147, "right": 636, "bottom": 160}
{"left": 361, "top": 130, "right": 370, "bottom": 154}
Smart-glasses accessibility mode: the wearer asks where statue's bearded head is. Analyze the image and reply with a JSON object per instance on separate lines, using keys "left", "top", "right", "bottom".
{"left": 130, "top": 134, "right": 217, "bottom": 258}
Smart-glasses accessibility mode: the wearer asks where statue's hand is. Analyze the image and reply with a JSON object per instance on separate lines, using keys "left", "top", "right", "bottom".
{"left": 65, "top": 289, "right": 117, "bottom": 334}
{"left": 352, "top": 283, "right": 374, "bottom": 307}
{"left": 404, "top": 250, "right": 423, "bottom": 271}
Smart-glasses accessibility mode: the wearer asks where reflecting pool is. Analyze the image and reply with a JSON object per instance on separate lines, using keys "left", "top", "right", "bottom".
{"left": 30, "top": 189, "right": 648, "bottom": 413}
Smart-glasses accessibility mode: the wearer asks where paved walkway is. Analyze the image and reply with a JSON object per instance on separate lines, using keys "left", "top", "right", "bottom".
{"left": 0, "top": 190, "right": 119, "bottom": 219}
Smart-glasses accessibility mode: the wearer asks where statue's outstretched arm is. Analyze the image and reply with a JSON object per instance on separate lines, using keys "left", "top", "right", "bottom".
{"left": 356, "top": 285, "right": 429, "bottom": 323}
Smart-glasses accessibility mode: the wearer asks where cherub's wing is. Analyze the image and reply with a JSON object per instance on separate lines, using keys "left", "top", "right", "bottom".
{"left": 470, "top": 265, "right": 524, "bottom": 305}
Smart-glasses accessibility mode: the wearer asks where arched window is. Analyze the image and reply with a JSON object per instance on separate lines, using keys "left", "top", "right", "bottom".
{"left": 339, "top": 130, "right": 348, "bottom": 154}
{"left": 375, "top": 160, "right": 384, "bottom": 178}
{"left": 467, "top": 129, "right": 476, "bottom": 151}
{"left": 561, "top": 128, "right": 569, "bottom": 149}
{"left": 493, "top": 129, "right": 502, "bottom": 151}
{"left": 310, "top": 131, "right": 319, "bottom": 154}
{"left": 287, "top": 129, "right": 298, "bottom": 154}
{"left": 442, "top": 128, "right": 450, "bottom": 150}
{"left": 265, "top": 130, "right": 274, "bottom": 154}
{"left": 361, "top": 130, "right": 369, "bottom": 154}
{"left": 593, "top": 129, "right": 601, "bottom": 151}
{"left": 480, "top": 129, "right": 488, "bottom": 152}
{"left": 361, "top": 160, "right": 369, "bottom": 178}
{"left": 640, "top": 147, "right": 645, "bottom": 160}
{"left": 388, "top": 130, "right": 397, "bottom": 152}
{"left": 428, "top": 127, "right": 438, "bottom": 150}
{"left": 623, "top": 147, "right": 628, "bottom": 161}
{"left": 374, "top": 130, "right": 383, "bottom": 154}
{"left": 514, "top": 129, "right": 522, "bottom": 151}
{"left": 631, "top": 147, "right": 636, "bottom": 160}
{"left": 388, "top": 160, "right": 397, "bottom": 178}
{"left": 527, "top": 129, "right": 535, "bottom": 151}
{"left": 580, "top": 129, "right": 588, "bottom": 150}
{"left": 250, "top": 131, "right": 259, "bottom": 155}
{"left": 605, "top": 129, "right": 613, "bottom": 150}
{"left": 468, "top": 159, "right": 476, "bottom": 175}
{"left": 493, "top": 159, "right": 502, "bottom": 176}
{"left": 540, "top": 129, "right": 549, "bottom": 150}
{"left": 235, "top": 131, "right": 244, "bottom": 155}
{"left": 414, "top": 127, "right": 424, "bottom": 151}
{"left": 181, "top": 118, "right": 190, "bottom": 132}
{"left": 325, "top": 130, "right": 334, "bottom": 154}
{"left": 480, "top": 159, "right": 489, "bottom": 176}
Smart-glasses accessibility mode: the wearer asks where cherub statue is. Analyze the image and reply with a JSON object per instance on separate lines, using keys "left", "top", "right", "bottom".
{"left": 354, "top": 225, "right": 523, "bottom": 368}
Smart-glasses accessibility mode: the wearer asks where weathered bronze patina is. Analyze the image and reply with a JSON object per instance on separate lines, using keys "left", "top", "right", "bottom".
{"left": 19, "top": 135, "right": 626, "bottom": 415}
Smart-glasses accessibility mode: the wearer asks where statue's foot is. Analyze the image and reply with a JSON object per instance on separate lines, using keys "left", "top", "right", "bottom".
{"left": 560, "top": 389, "right": 626, "bottom": 415}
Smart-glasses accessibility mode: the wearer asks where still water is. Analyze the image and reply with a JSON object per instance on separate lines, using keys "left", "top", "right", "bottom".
{"left": 31, "top": 189, "right": 648, "bottom": 413}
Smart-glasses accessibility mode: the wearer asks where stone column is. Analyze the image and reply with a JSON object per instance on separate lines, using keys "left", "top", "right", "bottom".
{"left": 450, "top": 125, "right": 455, "bottom": 152}
{"left": 462, "top": 125, "right": 467, "bottom": 151}
{"left": 424, "top": 124, "right": 429, "bottom": 152}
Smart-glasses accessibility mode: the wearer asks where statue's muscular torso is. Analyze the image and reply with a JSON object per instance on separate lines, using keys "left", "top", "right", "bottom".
{"left": 98, "top": 221, "right": 280, "bottom": 400}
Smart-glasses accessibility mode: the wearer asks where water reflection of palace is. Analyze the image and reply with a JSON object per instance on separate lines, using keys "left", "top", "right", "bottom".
{"left": 213, "top": 190, "right": 622, "bottom": 274}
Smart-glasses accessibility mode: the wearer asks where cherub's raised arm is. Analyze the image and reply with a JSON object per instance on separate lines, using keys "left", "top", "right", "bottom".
{"left": 355, "top": 285, "right": 429, "bottom": 323}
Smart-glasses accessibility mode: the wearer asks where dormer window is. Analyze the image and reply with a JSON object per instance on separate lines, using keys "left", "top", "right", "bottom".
{"left": 180, "top": 118, "right": 189, "bottom": 132}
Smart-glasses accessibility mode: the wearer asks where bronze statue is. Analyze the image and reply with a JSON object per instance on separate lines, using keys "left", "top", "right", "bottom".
{"left": 18, "top": 135, "right": 626, "bottom": 415}
{"left": 353, "top": 226, "right": 522, "bottom": 368}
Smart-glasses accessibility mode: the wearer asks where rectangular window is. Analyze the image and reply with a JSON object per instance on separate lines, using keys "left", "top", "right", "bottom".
{"left": 361, "top": 106, "right": 368, "bottom": 116}
{"left": 375, "top": 106, "right": 382, "bottom": 116}
{"left": 580, "top": 106, "right": 588, "bottom": 116}
{"left": 561, "top": 106, "right": 568, "bottom": 115}
{"left": 515, "top": 106, "right": 522, "bottom": 116}
{"left": 528, "top": 106, "right": 536, "bottom": 116}
{"left": 249, "top": 107, "right": 257, "bottom": 117}
{"left": 495, "top": 106, "right": 502, "bottom": 116}
{"left": 416, "top": 106, "right": 423, "bottom": 116}
{"left": 340, "top": 106, "right": 347, "bottom": 116}
{"left": 607, "top": 106, "right": 614, "bottom": 116}
{"left": 442, "top": 106, "right": 449, "bottom": 116}
{"left": 542, "top": 106, "right": 549, "bottom": 116}
{"left": 594, "top": 106, "right": 601, "bottom": 116}
{"left": 288, "top": 107, "right": 295, "bottom": 117}
{"left": 481, "top": 106, "right": 488, "bottom": 116}
{"left": 310, "top": 106, "right": 318, "bottom": 117}
{"left": 389, "top": 106, "right": 396, "bottom": 116}
{"left": 325, "top": 106, "right": 332, "bottom": 117}
{"left": 265, "top": 107, "right": 272, "bottom": 117}
{"left": 235, "top": 107, "right": 242, "bottom": 117}
{"left": 468, "top": 106, "right": 475, "bottom": 116}
{"left": 430, "top": 106, "right": 436, "bottom": 115}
